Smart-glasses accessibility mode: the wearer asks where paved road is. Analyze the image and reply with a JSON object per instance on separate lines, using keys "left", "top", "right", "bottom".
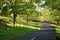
{"left": 9, "top": 24, "right": 56, "bottom": 40}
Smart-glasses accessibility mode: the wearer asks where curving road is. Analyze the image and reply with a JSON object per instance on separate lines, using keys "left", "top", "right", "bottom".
{"left": 9, "top": 23, "right": 56, "bottom": 40}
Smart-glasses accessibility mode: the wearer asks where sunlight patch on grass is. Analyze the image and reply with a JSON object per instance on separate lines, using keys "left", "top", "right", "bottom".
{"left": 51, "top": 24, "right": 57, "bottom": 26}
{"left": 55, "top": 26, "right": 60, "bottom": 36}
{"left": 51, "top": 24, "right": 60, "bottom": 36}
{"left": 56, "top": 26, "right": 60, "bottom": 32}
{"left": 0, "top": 16, "right": 9, "bottom": 19}
{"left": 7, "top": 24, "right": 40, "bottom": 30}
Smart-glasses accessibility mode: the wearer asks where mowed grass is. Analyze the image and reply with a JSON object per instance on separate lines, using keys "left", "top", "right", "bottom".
{"left": 56, "top": 26, "right": 60, "bottom": 36}
{"left": 0, "top": 16, "right": 41, "bottom": 40}
{"left": 0, "top": 24, "right": 37, "bottom": 40}
{"left": 16, "top": 17, "right": 42, "bottom": 28}
{"left": 51, "top": 24, "right": 60, "bottom": 36}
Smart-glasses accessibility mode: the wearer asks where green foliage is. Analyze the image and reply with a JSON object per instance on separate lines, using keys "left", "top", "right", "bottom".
{"left": 0, "top": 0, "right": 41, "bottom": 16}
{"left": 45, "top": 0, "right": 60, "bottom": 10}
{"left": 0, "top": 0, "right": 42, "bottom": 24}
{"left": 43, "top": 0, "right": 60, "bottom": 25}
{"left": 50, "top": 9, "right": 60, "bottom": 25}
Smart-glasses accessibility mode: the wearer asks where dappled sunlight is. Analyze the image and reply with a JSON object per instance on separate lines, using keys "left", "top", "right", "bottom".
{"left": 51, "top": 24, "right": 60, "bottom": 36}
{"left": 7, "top": 23, "right": 40, "bottom": 30}
{"left": 0, "top": 0, "right": 60, "bottom": 40}
{"left": 56, "top": 26, "right": 60, "bottom": 33}
{"left": 0, "top": 16, "right": 10, "bottom": 20}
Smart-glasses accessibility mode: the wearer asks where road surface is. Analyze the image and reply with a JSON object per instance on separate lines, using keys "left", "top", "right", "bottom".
{"left": 9, "top": 23, "right": 56, "bottom": 40}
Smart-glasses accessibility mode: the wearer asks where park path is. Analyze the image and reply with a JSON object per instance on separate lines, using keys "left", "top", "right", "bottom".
{"left": 9, "top": 23, "right": 56, "bottom": 40}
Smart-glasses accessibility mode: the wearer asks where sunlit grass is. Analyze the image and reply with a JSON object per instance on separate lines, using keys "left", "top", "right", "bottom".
{"left": 51, "top": 24, "right": 60, "bottom": 36}
{"left": 16, "top": 17, "right": 42, "bottom": 28}
{"left": 0, "top": 22, "right": 38, "bottom": 40}
{"left": 7, "top": 23, "right": 40, "bottom": 30}
{"left": 56, "top": 26, "right": 60, "bottom": 36}
{"left": 0, "top": 16, "right": 42, "bottom": 40}
{"left": 0, "top": 26, "right": 37, "bottom": 40}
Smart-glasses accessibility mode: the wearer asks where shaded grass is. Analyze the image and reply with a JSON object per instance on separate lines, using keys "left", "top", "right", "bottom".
{"left": 51, "top": 24, "right": 60, "bottom": 36}
{"left": 0, "top": 16, "right": 39, "bottom": 40}
{"left": 56, "top": 26, "right": 60, "bottom": 36}
{"left": 0, "top": 24, "right": 37, "bottom": 40}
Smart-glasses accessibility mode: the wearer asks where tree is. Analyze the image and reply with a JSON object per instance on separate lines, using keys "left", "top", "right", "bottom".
{"left": 45, "top": 0, "right": 60, "bottom": 10}
{"left": 43, "top": 0, "right": 60, "bottom": 25}
{"left": 50, "top": 10, "right": 60, "bottom": 25}
{"left": 0, "top": 0, "right": 41, "bottom": 25}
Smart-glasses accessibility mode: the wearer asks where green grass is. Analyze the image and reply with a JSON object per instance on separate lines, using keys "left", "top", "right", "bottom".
{"left": 56, "top": 26, "right": 60, "bottom": 36}
{"left": 0, "top": 24, "right": 37, "bottom": 40}
{"left": 0, "top": 16, "right": 41, "bottom": 40}
{"left": 0, "top": 16, "right": 60, "bottom": 40}
{"left": 51, "top": 24, "right": 60, "bottom": 36}
{"left": 16, "top": 18, "right": 42, "bottom": 28}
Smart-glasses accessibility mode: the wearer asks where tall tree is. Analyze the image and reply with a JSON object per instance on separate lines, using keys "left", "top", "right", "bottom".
{"left": 0, "top": 0, "right": 41, "bottom": 25}
{"left": 44, "top": 0, "right": 60, "bottom": 25}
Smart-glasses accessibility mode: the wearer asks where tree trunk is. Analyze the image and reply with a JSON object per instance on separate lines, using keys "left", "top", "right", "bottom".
{"left": 13, "top": 13, "right": 17, "bottom": 25}
{"left": 26, "top": 15, "right": 28, "bottom": 22}
{"left": 57, "top": 21, "right": 59, "bottom": 25}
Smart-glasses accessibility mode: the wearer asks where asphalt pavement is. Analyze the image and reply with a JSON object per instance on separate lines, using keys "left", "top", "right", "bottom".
{"left": 9, "top": 23, "right": 56, "bottom": 40}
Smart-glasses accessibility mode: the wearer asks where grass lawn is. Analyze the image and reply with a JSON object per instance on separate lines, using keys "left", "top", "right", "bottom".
{"left": 51, "top": 24, "right": 60, "bottom": 36}
{"left": 0, "top": 16, "right": 60, "bottom": 40}
{"left": 56, "top": 26, "right": 60, "bottom": 36}
{"left": 0, "top": 27, "right": 37, "bottom": 40}
{"left": 0, "top": 25, "right": 40, "bottom": 40}
{"left": 0, "top": 16, "right": 41, "bottom": 40}
{"left": 0, "top": 23, "right": 38, "bottom": 40}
